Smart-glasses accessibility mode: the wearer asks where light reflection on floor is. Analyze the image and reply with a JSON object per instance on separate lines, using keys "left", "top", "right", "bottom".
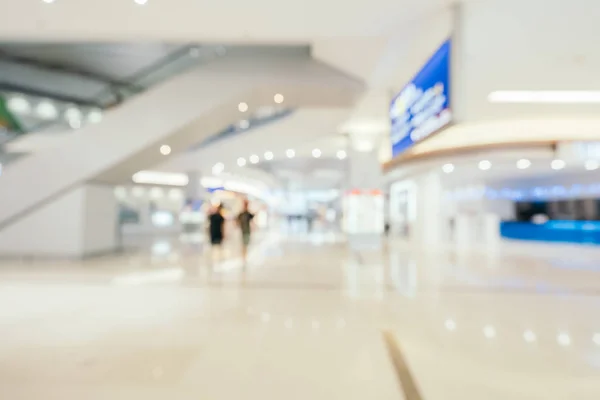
{"left": 1, "top": 232, "right": 600, "bottom": 399}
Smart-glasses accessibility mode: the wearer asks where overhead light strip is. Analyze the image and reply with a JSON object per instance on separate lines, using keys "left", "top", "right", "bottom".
{"left": 488, "top": 91, "right": 600, "bottom": 104}
{"left": 132, "top": 171, "right": 189, "bottom": 186}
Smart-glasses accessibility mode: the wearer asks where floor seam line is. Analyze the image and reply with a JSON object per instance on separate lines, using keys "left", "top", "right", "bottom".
{"left": 382, "top": 330, "right": 424, "bottom": 400}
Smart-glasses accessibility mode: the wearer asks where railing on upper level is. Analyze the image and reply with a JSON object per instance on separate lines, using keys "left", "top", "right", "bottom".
{"left": 0, "top": 44, "right": 228, "bottom": 141}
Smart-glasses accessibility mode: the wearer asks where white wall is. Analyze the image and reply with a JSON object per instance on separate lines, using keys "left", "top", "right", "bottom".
{"left": 0, "top": 184, "right": 118, "bottom": 258}
{"left": 0, "top": 185, "right": 118, "bottom": 258}
{"left": 0, "top": 187, "right": 84, "bottom": 257}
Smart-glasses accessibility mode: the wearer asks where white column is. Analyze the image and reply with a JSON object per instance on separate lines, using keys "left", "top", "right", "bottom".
{"left": 482, "top": 213, "right": 501, "bottom": 248}
{"left": 454, "top": 214, "right": 472, "bottom": 252}
{"left": 411, "top": 172, "right": 444, "bottom": 247}
{"left": 451, "top": 2, "right": 467, "bottom": 123}
{"left": 181, "top": 171, "right": 207, "bottom": 234}
{"left": 344, "top": 133, "right": 385, "bottom": 250}
{"left": 482, "top": 198, "right": 512, "bottom": 249}
{"left": 185, "top": 171, "right": 205, "bottom": 203}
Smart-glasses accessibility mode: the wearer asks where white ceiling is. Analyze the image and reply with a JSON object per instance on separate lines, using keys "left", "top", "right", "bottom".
{"left": 6, "top": 0, "right": 593, "bottom": 196}
{"left": 460, "top": 0, "right": 600, "bottom": 121}
{"left": 0, "top": 0, "right": 450, "bottom": 42}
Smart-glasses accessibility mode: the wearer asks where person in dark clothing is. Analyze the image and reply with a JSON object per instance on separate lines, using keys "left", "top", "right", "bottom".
{"left": 209, "top": 204, "right": 225, "bottom": 245}
{"left": 236, "top": 199, "right": 254, "bottom": 265}
{"left": 208, "top": 204, "right": 225, "bottom": 264}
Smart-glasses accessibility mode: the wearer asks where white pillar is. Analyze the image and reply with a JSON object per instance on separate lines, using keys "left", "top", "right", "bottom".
{"left": 185, "top": 171, "right": 206, "bottom": 204}
{"left": 412, "top": 172, "right": 443, "bottom": 247}
{"left": 454, "top": 214, "right": 472, "bottom": 252}
{"left": 344, "top": 134, "right": 385, "bottom": 250}
{"left": 482, "top": 213, "right": 501, "bottom": 248}
{"left": 181, "top": 171, "right": 207, "bottom": 234}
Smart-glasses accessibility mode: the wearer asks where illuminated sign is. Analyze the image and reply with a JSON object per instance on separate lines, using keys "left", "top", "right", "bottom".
{"left": 390, "top": 39, "right": 451, "bottom": 157}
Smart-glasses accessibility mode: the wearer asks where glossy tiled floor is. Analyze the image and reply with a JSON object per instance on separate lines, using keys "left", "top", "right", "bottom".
{"left": 2, "top": 230, "right": 600, "bottom": 399}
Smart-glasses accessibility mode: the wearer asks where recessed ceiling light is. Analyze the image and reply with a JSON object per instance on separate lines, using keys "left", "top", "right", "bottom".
{"left": 585, "top": 160, "right": 599, "bottom": 171}
{"left": 442, "top": 163, "right": 454, "bottom": 173}
{"left": 250, "top": 155, "right": 259, "bottom": 164}
{"left": 134, "top": 0, "right": 148, "bottom": 5}
{"left": 212, "top": 162, "right": 224, "bottom": 175}
{"left": 238, "top": 102, "right": 248, "bottom": 112}
{"left": 517, "top": 159, "right": 531, "bottom": 169}
{"left": 445, "top": 319, "right": 456, "bottom": 331}
{"left": 557, "top": 332, "right": 571, "bottom": 346}
{"left": 478, "top": 160, "right": 492, "bottom": 171}
{"left": 274, "top": 93, "right": 284, "bottom": 104}
{"left": 312, "top": 149, "right": 322, "bottom": 158}
{"left": 286, "top": 149, "right": 295, "bottom": 158}
{"left": 336, "top": 150, "right": 347, "bottom": 160}
{"left": 551, "top": 159, "right": 566, "bottom": 170}
{"left": 237, "top": 157, "right": 247, "bottom": 167}
{"left": 523, "top": 330, "right": 537, "bottom": 343}
{"left": 159, "top": 145, "right": 171, "bottom": 155}
{"left": 264, "top": 151, "right": 274, "bottom": 161}
{"left": 87, "top": 109, "right": 103, "bottom": 124}
{"left": 42, "top": 0, "right": 55, "bottom": 3}
{"left": 64, "top": 106, "right": 82, "bottom": 122}
{"left": 36, "top": 101, "right": 58, "bottom": 120}
{"left": 483, "top": 325, "right": 496, "bottom": 338}
{"left": 7, "top": 96, "right": 31, "bottom": 114}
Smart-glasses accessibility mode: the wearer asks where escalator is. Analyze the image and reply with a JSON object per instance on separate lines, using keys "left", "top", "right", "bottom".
{"left": 0, "top": 45, "right": 364, "bottom": 248}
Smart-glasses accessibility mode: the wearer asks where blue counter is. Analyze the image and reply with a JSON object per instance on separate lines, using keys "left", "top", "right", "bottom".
{"left": 500, "top": 221, "right": 600, "bottom": 245}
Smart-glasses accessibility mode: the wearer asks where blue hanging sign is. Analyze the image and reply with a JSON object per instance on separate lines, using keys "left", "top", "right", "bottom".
{"left": 390, "top": 39, "right": 452, "bottom": 157}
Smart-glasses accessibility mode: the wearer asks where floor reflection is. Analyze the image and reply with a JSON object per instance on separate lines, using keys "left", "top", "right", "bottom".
{"left": 4, "top": 232, "right": 600, "bottom": 399}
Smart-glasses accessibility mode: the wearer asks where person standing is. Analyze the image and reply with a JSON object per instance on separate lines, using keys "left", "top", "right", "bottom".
{"left": 237, "top": 199, "right": 254, "bottom": 266}
{"left": 208, "top": 204, "right": 226, "bottom": 264}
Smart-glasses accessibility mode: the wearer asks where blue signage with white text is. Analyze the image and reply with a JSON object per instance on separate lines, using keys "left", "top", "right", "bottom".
{"left": 390, "top": 39, "right": 452, "bottom": 157}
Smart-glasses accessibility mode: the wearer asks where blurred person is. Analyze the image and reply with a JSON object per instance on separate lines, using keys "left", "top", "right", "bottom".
{"left": 307, "top": 213, "right": 314, "bottom": 233}
{"left": 237, "top": 199, "right": 255, "bottom": 266}
{"left": 208, "top": 203, "right": 226, "bottom": 265}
